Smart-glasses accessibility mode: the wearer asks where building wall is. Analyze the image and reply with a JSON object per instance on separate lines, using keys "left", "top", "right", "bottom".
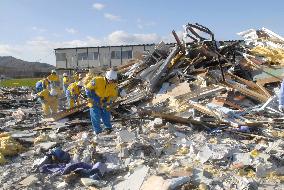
{"left": 121, "top": 46, "right": 133, "bottom": 65}
{"left": 110, "top": 46, "right": 121, "bottom": 67}
{"left": 77, "top": 48, "right": 88, "bottom": 68}
{"left": 55, "top": 44, "right": 159, "bottom": 70}
{"left": 88, "top": 47, "right": 100, "bottom": 68}
{"left": 98, "top": 47, "right": 110, "bottom": 68}
{"left": 132, "top": 46, "right": 145, "bottom": 60}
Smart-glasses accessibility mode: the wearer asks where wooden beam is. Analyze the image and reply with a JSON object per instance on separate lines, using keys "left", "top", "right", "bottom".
{"left": 44, "top": 103, "right": 88, "bottom": 122}
{"left": 138, "top": 108, "right": 215, "bottom": 128}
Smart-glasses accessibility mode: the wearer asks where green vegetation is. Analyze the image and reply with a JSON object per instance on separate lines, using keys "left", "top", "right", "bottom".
{"left": 0, "top": 78, "right": 41, "bottom": 87}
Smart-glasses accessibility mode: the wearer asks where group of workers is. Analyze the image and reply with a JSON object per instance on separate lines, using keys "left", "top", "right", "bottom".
{"left": 35, "top": 69, "right": 125, "bottom": 136}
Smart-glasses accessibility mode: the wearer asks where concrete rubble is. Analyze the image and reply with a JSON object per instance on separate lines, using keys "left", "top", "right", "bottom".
{"left": 1, "top": 22, "right": 284, "bottom": 190}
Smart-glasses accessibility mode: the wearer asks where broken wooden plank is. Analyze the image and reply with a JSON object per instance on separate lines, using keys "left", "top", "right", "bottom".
{"left": 226, "top": 72, "right": 271, "bottom": 98}
{"left": 256, "top": 76, "right": 282, "bottom": 85}
{"left": 176, "top": 85, "right": 226, "bottom": 101}
{"left": 44, "top": 103, "right": 88, "bottom": 122}
{"left": 214, "top": 97, "right": 244, "bottom": 111}
{"left": 223, "top": 80, "right": 269, "bottom": 103}
{"left": 138, "top": 108, "right": 215, "bottom": 128}
{"left": 187, "top": 100, "right": 221, "bottom": 120}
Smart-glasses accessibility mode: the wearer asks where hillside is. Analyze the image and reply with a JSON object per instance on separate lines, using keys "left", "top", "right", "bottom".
{"left": 0, "top": 56, "right": 55, "bottom": 78}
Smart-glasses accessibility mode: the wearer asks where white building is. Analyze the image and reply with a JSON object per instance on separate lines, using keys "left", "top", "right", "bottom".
{"left": 54, "top": 44, "right": 158, "bottom": 72}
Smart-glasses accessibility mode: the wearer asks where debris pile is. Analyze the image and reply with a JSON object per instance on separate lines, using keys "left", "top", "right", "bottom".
{"left": 1, "top": 23, "right": 284, "bottom": 189}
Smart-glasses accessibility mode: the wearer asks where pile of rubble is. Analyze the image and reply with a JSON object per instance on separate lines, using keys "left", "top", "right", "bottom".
{"left": 1, "top": 23, "right": 284, "bottom": 190}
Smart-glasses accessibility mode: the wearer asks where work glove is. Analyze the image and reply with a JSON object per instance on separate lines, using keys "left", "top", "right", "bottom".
{"left": 87, "top": 98, "right": 94, "bottom": 108}
{"left": 279, "top": 105, "right": 284, "bottom": 112}
{"left": 119, "top": 89, "right": 127, "bottom": 98}
{"left": 106, "top": 105, "right": 111, "bottom": 111}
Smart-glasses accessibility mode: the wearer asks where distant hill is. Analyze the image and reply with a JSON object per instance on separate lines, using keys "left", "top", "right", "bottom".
{"left": 0, "top": 56, "right": 55, "bottom": 78}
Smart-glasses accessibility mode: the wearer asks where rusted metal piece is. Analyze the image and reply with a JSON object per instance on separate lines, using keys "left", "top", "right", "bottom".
{"left": 218, "top": 55, "right": 225, "bottom": 81}
{"left": 185, "top": 23, "right": 215, "bottom": 41}
{"left": 172, "top": 30, "right": 185, "bottom": 53}
{"left": 186, "top": 25, "right": 206, "bottom": 41}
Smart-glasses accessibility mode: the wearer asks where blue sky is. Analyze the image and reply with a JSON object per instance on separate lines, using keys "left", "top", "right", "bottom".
{"left": 0, "top": 0, "right": 283, "bottom": 65}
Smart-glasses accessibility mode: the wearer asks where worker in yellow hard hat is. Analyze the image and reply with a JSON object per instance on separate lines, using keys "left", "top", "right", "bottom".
{"left": 37, "top": 86, "right": 58, "bottom": 116}
{"left": 66, "top": 80, "right": 84, "bottom": 109}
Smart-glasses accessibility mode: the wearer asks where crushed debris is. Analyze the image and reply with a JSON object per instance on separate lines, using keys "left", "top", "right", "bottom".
{"left": 1, "top": 23, "right": 284, "bottom": 190}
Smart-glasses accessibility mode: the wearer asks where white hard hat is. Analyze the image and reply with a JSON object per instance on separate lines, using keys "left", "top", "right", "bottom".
{"left": 50, "top": 89, "right": 57, "bottom": 96}
{"left": 77, "top": 81, "right": 84, "bottom": 87}
{"left": 51, "top": 69, "right": 56, "bottom": 74}
{"left": 63, "top": 73, "right": 67, "bottom": 77}
{"left": 105, "top": 70, "right": 117, "bottom": 81}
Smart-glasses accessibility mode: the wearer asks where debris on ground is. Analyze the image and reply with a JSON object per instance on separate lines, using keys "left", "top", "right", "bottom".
{"left": 1, "top": 23, "right": 284, "bottom": 190}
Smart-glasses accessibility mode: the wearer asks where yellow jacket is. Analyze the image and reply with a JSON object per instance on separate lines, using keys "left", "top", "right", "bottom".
{"left": 85, "top": 76, "right": 118, "bottom": 103}
{"left": 47, "top": 73, "right": 59, "bottom": 82}
{"left": 37, "top": 89, "right": 51, "bottom": 102}
{"left": 67, "top": 82, "right": 81, "bottom": 96}
{"left": 63, "top": 76, "right": 70, "bottom": 85}
{"left": 47, "top": 73, "right": 60, "bottom": 88}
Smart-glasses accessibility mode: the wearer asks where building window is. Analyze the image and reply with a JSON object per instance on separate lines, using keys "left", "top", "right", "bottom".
{"left": 56, "top": 53, "right": 66, "bottom": 61}
{"left": 88, "top": 52, "right": 99, "bottom": 60}
{"left": 111, "top": 51, "right": 121, "bottom": 59}
{"left": 78, "top": 52, "right": 88, "bottom": 61}
{"left": 122, "top": 50, "right": 132, "bottom": 59}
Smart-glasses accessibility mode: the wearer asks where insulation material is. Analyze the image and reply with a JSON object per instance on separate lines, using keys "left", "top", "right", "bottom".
{"left": 251, "top": 46, "right": 284, "bottom": 65}
{"left": 0, "top": 133, "right": 24, "bottom": 156}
